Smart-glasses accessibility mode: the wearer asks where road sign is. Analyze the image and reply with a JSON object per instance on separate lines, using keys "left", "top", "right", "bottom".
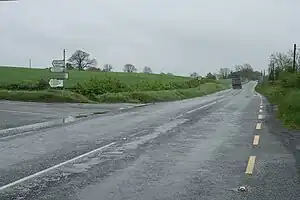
{"left": 49, "top": 79, "right": 64, "bottom": 88}
{"left": 52, "top": 60, "right": 65, "bottom": 67}
{"left": 50, "top": 66, "right": 65, "bottom": 73}
{"left": 64, "top": 72, "right": 69, "bottom": 79}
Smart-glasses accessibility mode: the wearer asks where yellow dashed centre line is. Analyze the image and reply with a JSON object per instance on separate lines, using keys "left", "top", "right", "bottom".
{"left": 253, "top": 135, "right": 260, "bottom": 145}
{"left": 258, "top": 114, "right": 263, "bottom": 119}
{"left": 245, "top": 156, "right": 256, "bottom": 175}
{"left": 256, "top": 122, "right": 262, "bottom": 130}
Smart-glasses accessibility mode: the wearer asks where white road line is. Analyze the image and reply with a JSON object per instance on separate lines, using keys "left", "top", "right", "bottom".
{"left": 186, "top": 101, "right": 217, "bottom": 114}
{"left": 260, "top": 105, "right": 263, "bottom": 109}
{"left": 258, "top": 114, "right": 263, "bottom": 120}
{"left": 0, "top": 142, "right": 115, "bottom": 191}
{"left": 259, "top": 109, "right": 263, "bottom": 113}
{"left": 175, "top": 114, "right": 184, "bottom": 119}
{"left": 0, "top": 109, "right": 57, "bottom": 116}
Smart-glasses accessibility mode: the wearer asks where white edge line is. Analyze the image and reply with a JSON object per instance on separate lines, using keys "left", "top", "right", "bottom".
{"left": 0, "top": 109, "right": 58, "bottom": 117}
{"left": 186, "top": 101, "right": 217, "bottom": 114}
{"left": 0, "top": 142, "right": 115, "bottom": 191}
{"left": 175, "top": 114, "right": 184, "bottom": 119}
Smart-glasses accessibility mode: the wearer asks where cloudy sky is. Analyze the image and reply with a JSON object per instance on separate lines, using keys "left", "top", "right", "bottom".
{"left": 0, "top": 0, "right": 298, "bottom": 76}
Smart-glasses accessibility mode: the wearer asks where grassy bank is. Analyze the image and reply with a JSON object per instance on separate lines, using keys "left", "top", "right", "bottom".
{"left": 97, "top": 82, "right": 229, "bottom": 103}
{"left": 0, "top": 82, "right": 230, "bottom": 104}
{"left": 0, "top": 66, "right": 190, "bottom": 88}
{"left": 256, "top": 72, "right": 300, "bottom": 129}
{"left": 0, "top": 89, "right": 92, "bottom": 103}
{"left": 0, "top": 66, "right": 231, "bottom": 103}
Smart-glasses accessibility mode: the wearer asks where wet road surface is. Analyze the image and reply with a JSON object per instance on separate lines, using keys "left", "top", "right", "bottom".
{"left": 0, "top": 82, "right": 299, "bottom": 200}
{"left": 0, "top": 101, "right": 144, "bottom": 130}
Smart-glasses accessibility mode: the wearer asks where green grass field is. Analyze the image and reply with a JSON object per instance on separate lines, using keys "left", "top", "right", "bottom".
{"left": 0, "top": 66, "right": 191, "bottom": 88}
{"left": 0, "top": 66, "right": 232, "bottom": 103}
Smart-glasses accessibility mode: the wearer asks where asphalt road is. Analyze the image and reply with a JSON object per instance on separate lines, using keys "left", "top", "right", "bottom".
{"left": 0, "top": 81, "right": 299, "bottom": 200}
{"left": 0, "top": 101, "right": 144, "bottom": 130}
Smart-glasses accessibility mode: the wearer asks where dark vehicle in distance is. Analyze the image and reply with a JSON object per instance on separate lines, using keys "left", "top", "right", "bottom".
{"left": 231, "top": 73, "right": 242, "bottom": 89}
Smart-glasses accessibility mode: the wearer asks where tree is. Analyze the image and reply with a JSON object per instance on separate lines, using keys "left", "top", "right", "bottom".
{"left": 265, "top": 49, "right": 300, "bottom": 81}
{"left": 68, "top": 50, "right": 97, "bottom": 71}
{"left": 123, "top": 64, "right": 137, "bottom": 72}
{"left": 103, "top": 64, "right": 113, "bottom": 72}
{"left": 87, "top": 67, "right": 101, "bottom": 72}
{"left": 190, "top": 72, "right": 199, "bottom": 78}
{"left": 66, "top": 63, "right": 74, "bottom": 70}
{"left": 218, "top": 68, "right": 231, "bottom": 79}
{"left": 206, "top": 72, "right": 216, "bottom": 79}
{"left": 232, "top": 63, "right": 255, "bottom": 80}
{"left": 143, "top": 66, "right": 152, "bottom": 74}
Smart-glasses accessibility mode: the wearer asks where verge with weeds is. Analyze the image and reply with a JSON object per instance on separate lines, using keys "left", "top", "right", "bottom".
{"left": 256, "top": 72, "right": 300, "bottom": 129}
{"left": 0, "top": 71, "right": 231, "bottom": 103}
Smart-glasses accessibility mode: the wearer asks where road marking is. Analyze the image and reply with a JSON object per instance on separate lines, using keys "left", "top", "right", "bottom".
{"left": 0, "top": 109, "right": 58, "bottom": 116}
{"left": 253, "top": 135, "right": 260, "bottom": 145}
{"left": 259, "top": 109, "right": 263, "bottom": 113}
{"left": 245, "top": 156, "right": 256, "bottom": 174}
{"left": 0, "top": 142, "right": 115, "bottom": 191}
{"left": 186, "top": 101, "right": 217, "bottom": 114}
{"left": 258, "top": 114, "right": 263, "bottom": 119}
{"left": 256, "top": 123, "right": 262, "bottom": 130}
{"left": 260, "top": 105, "right": 263, "bottom": 109}
{"left": 108, "top": 151, "right": 123, "bottom": 155}
{"left": 175, "top": 114, "right": 184, "bottom": 119}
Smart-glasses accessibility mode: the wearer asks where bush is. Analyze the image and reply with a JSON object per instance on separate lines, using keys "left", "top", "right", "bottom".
{"left": 73, "top": 75, "right": 212, "bottom": 98}
{"left": 97, "top": 82, "right": 229, "bottom": 103}
{"left": 74, "top": 76, "right": 128, "bottom": 99}
{"left": 0, "top": 79, "right": 49, "bottom": 90}
{"left": 0, "top": 89, "right": 91, "bottom": 103}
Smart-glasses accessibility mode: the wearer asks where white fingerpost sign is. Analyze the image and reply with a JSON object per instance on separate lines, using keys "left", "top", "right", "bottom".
{"left": 49, "top": 79, "right": 64, "bottom": 88}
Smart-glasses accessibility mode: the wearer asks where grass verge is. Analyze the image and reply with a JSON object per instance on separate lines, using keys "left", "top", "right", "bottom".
{"left": 256, "top": 82, "right": 300, "bottom": 129}
{"left": 97, "top": 83, "right": 229, "bottom": 103}
{"left": 0, "top": 82, "right": 229, "bottom": 104}
{"left": 0, "top": 89, "right": 93, "bottom": 103}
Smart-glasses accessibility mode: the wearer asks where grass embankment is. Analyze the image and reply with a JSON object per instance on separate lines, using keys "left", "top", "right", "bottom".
{"left": 0, "top": 66, "right": 231, "bottom": 103}
{"left": 0, "top": 66, "right": 190, "bottom": 88}
{"left": 97, "top": 82, "right": 229, "bottom": 103}
{"left": 0, "top": 89, "right": 92, "bottom": 103}
{"left": 256, "top": 72, "right": 300, "bottom": 129}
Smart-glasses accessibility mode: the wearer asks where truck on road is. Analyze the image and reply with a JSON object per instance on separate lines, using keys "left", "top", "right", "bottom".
{"left": 231, "top": 73, "right": 242, "bottom": 89}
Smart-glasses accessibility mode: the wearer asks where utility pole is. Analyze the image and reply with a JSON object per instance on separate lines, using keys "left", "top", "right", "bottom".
{"left": 63, "top": 49, "right": 66, "bottom": 68}
{"left": 29, "top": 59, "right": 32, "bottom": 68}
{"left": 293, "top": 44, "right": 296, "bottom": 73}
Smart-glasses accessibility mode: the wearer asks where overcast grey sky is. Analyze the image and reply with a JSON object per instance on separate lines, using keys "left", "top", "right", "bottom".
{"left": 0, "top": 0, "right": 298, "bottom": 76}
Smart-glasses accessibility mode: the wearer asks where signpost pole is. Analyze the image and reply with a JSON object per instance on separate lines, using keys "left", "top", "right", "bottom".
{"left": 63, "top": 49, "right": 66, "bottom": 90}
{"left": 49, "top": 51, "right": 69, "bottom": 90}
